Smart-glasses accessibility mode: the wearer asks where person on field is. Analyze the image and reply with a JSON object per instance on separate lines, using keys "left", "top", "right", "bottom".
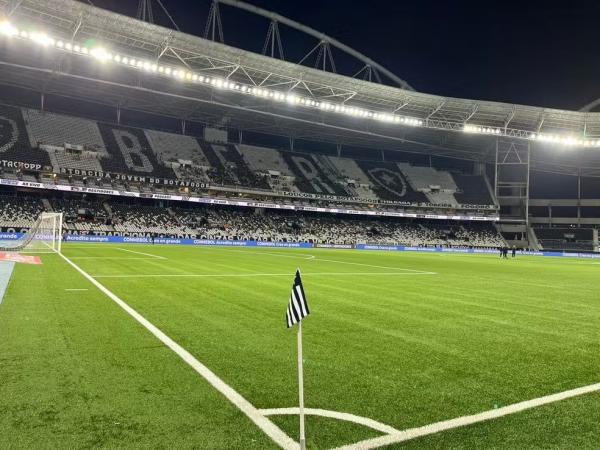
{"left": 512, "top": 246, "right": 516, "bottom": 258}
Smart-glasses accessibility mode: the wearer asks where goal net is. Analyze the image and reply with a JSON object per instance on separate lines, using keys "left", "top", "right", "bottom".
{"left": 0, "top": 212, "right": 63, "bottom": 254}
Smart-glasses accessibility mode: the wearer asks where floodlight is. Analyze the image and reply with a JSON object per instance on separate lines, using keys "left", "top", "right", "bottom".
{"left": 31, "top": 32, "right": 52, "bottom": 46}
{"left": 91, "top": 47, "right": 111, "bottom": 61}
{"left": 0, "top": 21, "right": 18, "bottom": 37}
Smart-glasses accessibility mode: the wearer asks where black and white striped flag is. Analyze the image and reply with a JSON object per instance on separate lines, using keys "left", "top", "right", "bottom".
{"left": 286, "top": 270, "right": 310, "bottom": 328}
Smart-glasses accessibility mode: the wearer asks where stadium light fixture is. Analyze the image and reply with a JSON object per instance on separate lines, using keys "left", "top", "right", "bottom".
{"left": 90, "top": 47, "right": 111, "bottom": 62}
{"left": 30, "top": 32, "right": 53, "bottom": 46}
{"left": 9, "top": 20, "right": 600, "bottom": 146}
{"left": 463, "top": 123, "right": 599, "bottom": 147}
{"left": 0, "top": 20, "right": 429, "bottom": 131}
{"left": 0, "top": 21, "right": 18, "bottom": 37}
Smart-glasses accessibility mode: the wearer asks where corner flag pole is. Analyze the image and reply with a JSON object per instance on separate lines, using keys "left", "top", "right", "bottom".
{"left": 297, "top": 319, "right": 306, "bottom": 450}
{"left": 286, "top": 267, "right": 309, "bottom": 450}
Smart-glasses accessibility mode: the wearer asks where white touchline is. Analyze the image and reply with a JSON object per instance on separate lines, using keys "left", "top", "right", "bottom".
{"left": 115, "top": 247, "right": 167, "bottom": 260}
{"left": 334, "top": 382, "right": 600, "bottom": 450}
{"left": 58, "top": 252, "right": 297, "bottom": 450}
{"left": 91, "top": 272, "right": 437, "bottom": 279}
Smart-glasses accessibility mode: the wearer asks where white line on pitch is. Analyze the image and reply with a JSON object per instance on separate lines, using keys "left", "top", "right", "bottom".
{"left": 68, "top": 256, "right": 163, "bottom": 260}
{"left": 115, "top": 247, "right": 167, "bottom": 260}
{"left": 57, "top": 252, "right": 297, "bottom": 450}
{"left": 260, "top": 407, "right": 401, "bottom": 435}
{"left": 216, "top": 248, "right": 317, "bottom": 260}
{"left": 254, "top": 251, "right": 316, "bottom": 260}
{"left": 335, "top": 382, "right": 600, "bottom": 450}
{"left": 91, "top": 271, "right": 437, "bottom": 279}
{"left": 64, "top": 288, "right": 89, "bottom": 291}
{"left": 313, "top": 257, "right": 435, "bottom": 274}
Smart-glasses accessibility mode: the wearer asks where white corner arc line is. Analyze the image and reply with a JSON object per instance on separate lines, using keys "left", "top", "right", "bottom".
{"left": 115, "top": 247, "right": 167, "bottom": 260}
{"left": 57, "top": 252, "right": 297, "bottom": 450}
{"left": 260, "top": 408, "right": 401, "bottom": 435}
{"left": 334, "top": 382, "right": 600, "bottom": 450}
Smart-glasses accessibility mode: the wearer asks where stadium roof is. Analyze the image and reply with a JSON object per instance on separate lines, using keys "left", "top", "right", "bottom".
{"left": 1, "top": 0, "right": 600, "bottom": 174}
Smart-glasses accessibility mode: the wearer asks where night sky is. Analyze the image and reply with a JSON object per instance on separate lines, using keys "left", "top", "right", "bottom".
{"left": 86, "top": 0, "right": 600, "bottom": 111}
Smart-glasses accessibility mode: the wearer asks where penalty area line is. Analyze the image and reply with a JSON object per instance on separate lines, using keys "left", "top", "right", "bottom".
{"left": 334, "top": 382, "right": 600, "bottom": 450}
{"left": 57, "top": 252, "right": 297, "bottom": 450}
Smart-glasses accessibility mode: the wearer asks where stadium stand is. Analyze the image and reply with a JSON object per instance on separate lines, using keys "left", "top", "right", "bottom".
{"left": 196, "top": 141, "right": 238, "bottom": 186}
{"left": 354, "top": 160, "right": 428, "bottom": 203}
{"left": 397, "top": 163, "right": 459, "bottom": 206}
{"left": 145, "top": 129, "right": 209, "bottom": 167}
{"left": 279, "top": 151, "right": 350, "bottom": 196}
{"left": 0, "top": 191, "right": 503, "bottom": 247}
{"left": 326, "top": 156, "right": 379, "bottom": 199}
{"left": 220, "top": 144, "right": 271, "bottom": 189}
{"left": 23, "top": 108, "right": 107, "bottom": 155}
{"left": 0, "top": 104, "right": 499, "bottom": 210}
{"left": 47, "top": 150, "right": 104, "bottom": 173}
{"left": 239, "top": 144, "right": 296, "bottom": 177}
{"left": 535, "top": 227, "right": 594, "bottom": 251}
{"left": 0, "top": 195, "right": 45, "bottom": 229}
{"left": 110, "top": 203, "right": 188, "bottom": 236}
{"left": 47, "top": 195, "right": 504, "bottom": 247}
{"left": 0, "top": 104, "right": 51, "bottom": 167}
{"left": 97, "top": 123, "right": 176, "bottom": 178}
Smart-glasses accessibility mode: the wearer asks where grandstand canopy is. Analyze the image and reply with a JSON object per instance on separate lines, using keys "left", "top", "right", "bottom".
{"left": 1, "top": 0, "right": 600, "bottom": 175}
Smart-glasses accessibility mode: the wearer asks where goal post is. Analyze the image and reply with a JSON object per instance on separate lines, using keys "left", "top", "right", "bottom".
{"left": 0, "top": 212, "right": 63, "bottom": 254}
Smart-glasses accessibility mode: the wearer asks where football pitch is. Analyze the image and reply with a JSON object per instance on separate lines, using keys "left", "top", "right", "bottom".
{"left": 1, "top": 244, "right": 598, "bottom": 449}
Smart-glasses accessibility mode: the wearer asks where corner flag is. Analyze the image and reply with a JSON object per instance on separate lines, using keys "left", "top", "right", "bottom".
{"left": 286, "top": 269, "right": 310, "bottom": 328}
{"left": 286, "top": 269, "right": 310, "bottom": 450}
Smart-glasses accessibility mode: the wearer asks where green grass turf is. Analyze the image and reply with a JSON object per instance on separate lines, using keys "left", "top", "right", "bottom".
{"left": 0, "top": 244, "right": 598, "bottom": 449}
